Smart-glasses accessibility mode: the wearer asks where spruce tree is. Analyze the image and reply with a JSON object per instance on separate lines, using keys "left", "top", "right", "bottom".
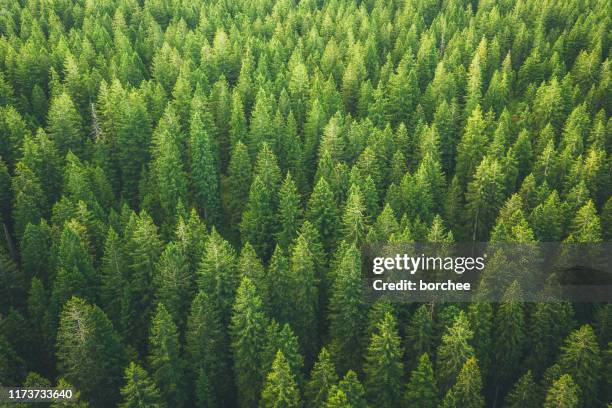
{"left": 56, "top": 297, "right": 125, "bottom": 407}
{"left": 364, "top": 312, "right": 404, "bottom": 408}
{"left": 276, "top": 173, "right": 303, "bottom": 250}
{"left": 557, "top": 325, "right": 601, "bottom": 407}
{"left": 230, "top": 277, "right": 269, "bottom": 408}
{"left": 441, "top": 357, "right": 484, "bottom": 408}
{"left": 436, "top": 311, "right": 475, "bottom": 391}
{"left": 189, "top": 111, "right": 221, "bottom": 226}
{"left": 148, "top": 303, "right": 185, "bottom": 408}
{"left": 543, "top": 374, "right": 580, "bottom": 408}
{"left": 328, "top": 244, "right": 365, "bottom": 373}
{"left": 404, "top": 353, "right": 439, "bottom": 408}
{"left": 186, "top": 290, "right": 231, "bottom": 407}
{"left": 503, "top": 370, "right": 540, "bottom": 408}
{"left": 260, "top": 351, "right": 301, "bottom": 408}
{"left": 119, "top": 362, "right": 164, "bottom": 408}
{"left": 305, "top": 348, "right": 338, "bottom": 408}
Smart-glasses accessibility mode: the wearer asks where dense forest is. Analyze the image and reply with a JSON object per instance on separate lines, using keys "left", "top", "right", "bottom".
{"left": 0, "top": 0, "right": 610, "bottom": 406}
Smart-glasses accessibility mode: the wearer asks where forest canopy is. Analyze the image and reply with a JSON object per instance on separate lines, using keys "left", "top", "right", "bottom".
{"left": 0, "top": 0, "right": 610, "bottom": 407}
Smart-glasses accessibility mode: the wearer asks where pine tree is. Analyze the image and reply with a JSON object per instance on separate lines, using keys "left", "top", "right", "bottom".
{"left": 287, "top": 234, "right": 319, "bottom": 361}
{"left": 226, "top": 141, "right": 252, "bottom": 230}
{"left": 305, "top": 348, "right": 338, "bottom": 408}
{"left": 20, "top": 219, "right": 52, "bottom": 281}
{"left": 230, "top": 277, "right": 269, "bottom": 408}
{"left": 341, "top": 184, "right": 368, "bottom": 246}
{"left": 405, "top": 304, "right": 435, "bottom": 370}
{"left": 189, "top": 111, "right": 221, "bottom": 226}
{"left": 186, "top": 290, "right": 231, "bottom": 407}
{"left": 455, "top": 106, "right": 487, "bottom": 188}
{"left": 262, "top": 321, "right": 305, "bottom": 388}
{"left": 306, "top": 177, "right": 340, "bottom": 256}
{"left": 148, "top": 303, "right": 185, "bottom": 408}
{"left": 56, "top": 297, "right": 125, "bottom": 407}
{"left": 436, "top": 311, "right": 475, "bottom": 391}
{"left": 557, "top": 325, "right": 601, "bottom": 407}
{"left": 566, "top": 200, "right": 602, "bottom": 242}
{"left": 196, "top": 228, "right": 239, "bottom": 327}
{"left": 466, "top": 302, "right": 493, "bottom": 378}
{"left": 240, "top": 144, "right": 281, "bottom": 260}
{"left": 328, "top": 244, "right": 365, "bottom": 373}
{"left": 504, "top": 370, "right": 540, "bottom": 408}
{"left": 441, "top": 357, "right": 484, "bottom": 408}
{"left": 260, "top": 351, "right": 301, "bottom": 408}
{"left": 364, "top": 312, "right": 404, "bottom": 408}
{"left": 404, "top": 353, "right": 438, "bottom": 408}
{"left": 99, "top": 227, "right": 128, "bottom": 329}
{"left": 465, "top": 157, "right": 506, "bottom": 241}
{"left": 46, "top": 92, "right": 87, "bottom": 158}
{"left": 276, "top": 173, "right": 303, "bottom": 249}
{"left": 124, "top": 212, "right": 162, "bottom": 350}
{"left": 154, "top": 242, "right": 192, "bottom": 330}
{"left": 325, "top": 388, "right": 351, "bottom": 408}
{"left": 335, "top": 370, "right": 367, "bottom": 408}
{"left": 11, "top": 162, "right": 46, "bottom": 239}
{"left": 151, "top": 117, "right": 189, "bottom": 228}
{"left": 493, "top": 281, "right": 526, "bottom": 395}
{"left": 528, "top": 301, "right": 574, "bottom": 375}
{"left": 543, "top": 374, "right": 580, "bottom": 408}
{"left": 119, "top": 362, "right": 164, "bottom": 408}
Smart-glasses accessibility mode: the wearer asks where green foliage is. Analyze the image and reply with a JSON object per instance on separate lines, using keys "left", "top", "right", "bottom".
{"left": 56, "top": 297, "right": 125, "bottom": 407}
{"left": 230, "top": 277, "right": 269, "bottom": 408}
{"left": 305, "top": 348, "right": 338, "bottom": 408}
{"left": 543, "top": 374, "right": 580, "bottom": 408}
{"left": 148, "top": 303, "right": 185, "bottom": 408}
{"left": 260, "top": 351, "right": 301, "bottom": 408}
{"left": 441, "top": 357, "right": 484, "bottom": 408}
{"left": 364, "top": 312, "right": 404, "bottom": 408}
{"left": 404, "top": 353, "right": 438, "bottom": 408}
{"left": 119, "top": 362, "right": 164, "bottom": 408}
{"left": 0, "top": 0, "right": 609, "bottom": 406}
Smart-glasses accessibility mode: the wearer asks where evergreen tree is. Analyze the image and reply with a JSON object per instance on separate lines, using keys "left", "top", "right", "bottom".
{"left": 276, "top": 173, "right": 303, "bottom": 249}
{"left": 47, "top": 92, "right": 86, "bottom": 157}
{"left": 364, "top": 312, "right": 404, "bottom": 408}
{"left": 436, "top": 311, "right": 475, "bottom": 391}
{"left": 405, "top": 304, "right": 434, "bottom": 370}
{"left": 154, "top": 242, "right": 192, "bottom": 330}
{"left": 11, "top": 162, "right": 46, "bottom": 238}
{"left": 404, "top": 353, "right": 438, "bottom": 408}
{"left": 260, "top": 351, "right": 301, "bottom": 408}
{"left": 196, "top": 228, "right": 239, "bottom": 327}
{"left": 503, "top": 370, "right": 540, "bottom": 408}
{"left": 56, "top": 297, "right": 125, "bottom": 407}
{"left": 119, "top": 362, "right": 164, "bottom": 408}
{"left": 465, "top": 157, "right": 506, "bottom": 241}
{"left": 441, "top": 357, "right": 484, "bottom": 408}
{"left": 186, "top": 289, "right": 231, "bottom": 408}
{"left": 148, "top": 303, "right": 185, "bottom": 408}
{"left": 240, "top": 144, "right": 281, "bottom": 260}
{"left": 306, "top": 177, "right": 340, "bottom": 256}
{"left": 328, "top": 244, "right": 365, "bottom": 373}
{"left": 287, "top": 234, "right": 319, "bottom": 361}
{"left": 543, "top": 374, "right": 580, "bottom": 408}
{"left": 557, "top": 325, "right": 601, "bottom": 407}
{"left": 230, "top": 277, "right": 269, "bottom": 408}
{"left": 305, "top": 348, "right": 338, "bottom": 408}
{"left": 336, "top": 370, "right": 367, "bottom": 408}
{"left": 226, "top": 141, "right": 252, "bottom": 230}
{"left": 189, "top": 112, "right": 221, "bottom": 225}
{"left": 493, "top": 281, "right": 526, "bottom": 395}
